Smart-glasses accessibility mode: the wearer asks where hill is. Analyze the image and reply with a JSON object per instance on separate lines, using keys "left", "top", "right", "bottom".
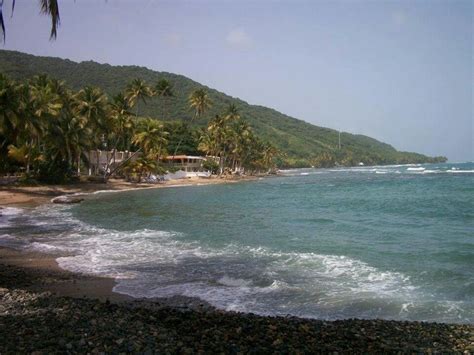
{"left": 0, "top": 50, "right": 446, "bottom": 167}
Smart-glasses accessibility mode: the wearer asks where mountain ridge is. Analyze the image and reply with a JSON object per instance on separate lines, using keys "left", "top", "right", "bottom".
{"left": 0, "top": 49, "right": 446, "bottom": 166}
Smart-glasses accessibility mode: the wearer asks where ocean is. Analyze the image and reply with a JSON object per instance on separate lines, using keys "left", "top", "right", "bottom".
{"left": 1, "top": 162, "right": 473, "bottom": 323}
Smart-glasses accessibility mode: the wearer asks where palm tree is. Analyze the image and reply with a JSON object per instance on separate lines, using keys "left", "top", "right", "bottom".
{"left": 75, "top": 86, "right": 108, "bottom": 147}
{"left": 132, "top": 118, "right": 168, "bottom": 158}
{"left": 0, "top": 74, "right": 20, "bottom": 149}
{"left": 109, "top": 92, "right": 134, "bottom": 150}
{"left": 207, "top": 114, "right": 230, "bottom": 175}
{"left": 20, "top": 77, "right": 62, "bottom": 173}
{"left": 155, "top": 79, "right": 174, "bottom": 118}
{"left": 261, "top": 143, "right": 280, "bottom": 172}
{"left": 46, "top": 98, "right": 91, "bottom": 175}
{"left": 123, "top": 156, "right": 162, "bottom": 183}
{"left": 198, "top": 131, "right": 218, "bottom": 157}
{"left": 1, "top": 0, "right": 60, "bottom": 42}
{"left": 224, "top": 103, "right": 240, "bottom": 121}
{"left": 189, "top": 88, "right": 212, "bottom": 121}
{"left": 173, "top": 88, "right": 212, "bottom": 157}
{"left": 229, "top": 119, "right": 252, "bottom": 172}
{"left": 125, "top": 79, "right": 154, "bottom": 118}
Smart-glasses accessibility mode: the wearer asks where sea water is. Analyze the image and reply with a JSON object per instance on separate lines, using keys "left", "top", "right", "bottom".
{"left": 1, "top": 162, "right": 473, "bottom": 323}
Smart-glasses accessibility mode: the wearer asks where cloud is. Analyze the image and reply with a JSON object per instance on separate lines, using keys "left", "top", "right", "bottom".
{"left": 163, "top": 33, "right": 183, "bottom": 48}
{"left": 226, "top": 28, "right": 254, "bottom": 49}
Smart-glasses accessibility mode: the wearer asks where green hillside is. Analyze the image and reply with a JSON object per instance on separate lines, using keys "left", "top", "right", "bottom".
{"left": 0, "top": 50, "right": 446, "bottom": 167}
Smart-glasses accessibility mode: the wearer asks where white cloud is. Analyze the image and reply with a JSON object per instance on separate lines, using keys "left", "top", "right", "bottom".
{"left": 226, "top": 28, "right": 254, "bottom": 49}
{"left": 163, "top": 33, "right": 183, "bottom": 48}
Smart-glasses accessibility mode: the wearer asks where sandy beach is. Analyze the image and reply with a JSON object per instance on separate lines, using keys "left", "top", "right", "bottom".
{"left": 1, "top": 177, "right": 473, "bottom": 353}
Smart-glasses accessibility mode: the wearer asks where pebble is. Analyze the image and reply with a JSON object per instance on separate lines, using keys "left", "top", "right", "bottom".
{"left": 1, "top": 264, "right": 473, "bottom": 353}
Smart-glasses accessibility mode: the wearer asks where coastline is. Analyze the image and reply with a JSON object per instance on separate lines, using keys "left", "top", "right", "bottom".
{"left": 1, "top": 246, "right": 472, "bottom": 353}
{"left": 1, "top": 177, "right": 473, "bottom": 352}
{"left": 0, "top": 175, "right": 257, "bottom": 207}
{"left": 0, "top": 176, "right": 258, "bottom": 304}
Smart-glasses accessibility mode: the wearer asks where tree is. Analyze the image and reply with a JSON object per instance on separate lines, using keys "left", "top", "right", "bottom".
{"left": 109, "top": 92, "right": 134, "bottom": 151}
{"left": 224, "top": 103, "right": 240, "bottom": 121}
{"left": 20, "top": 77, "right": 62, "bottom": 173}
{"left": 122, "top": 157, "right": 162, "bottom": 183}
{"left": 155, "top": 79, "right": 174, "bottom": 118}
{"left": 205, "top": 114, "right": 233, "bottom": 175}
{"left": 125, "top": 79, "right": 154, "bottom": 118}
{"left": 132, "top": 118, "right": 168, "bottom": 159}
{"left": 75, "top": 86, "right": 108, "bottom": 148}
{"left": 45, "top": 91, "right": 91, "bottom": 175}
{"left": 188, "top": 88, "right": 212, "bottom": 121}
{"left": 172, "top": 88, "right": 212, "bottom": 157}
{"left": 165, "top": 121, "right": 200, "bottom": 156}
{"left": 0, "top": 74, "right": 20, "bottom": 150}
{"left": 261, "top": 143, "right": 280, "bottom": 172}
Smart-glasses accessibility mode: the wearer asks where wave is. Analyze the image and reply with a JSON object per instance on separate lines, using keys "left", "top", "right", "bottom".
{"left": 5, "top": 206, "right": 419, "bottom": 317}
{"left": 0, "top": 206, "right": 24, "bottom": 228}
{"left": 447, "top": 169, "right": 474, "bottom": 174}
{"left": 2, "top": 201, "right": 472, "bottom": 323}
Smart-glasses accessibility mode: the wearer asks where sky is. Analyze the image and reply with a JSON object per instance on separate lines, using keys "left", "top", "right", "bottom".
{"left": 2, "top": 0, "right": 473, "bottom": 161}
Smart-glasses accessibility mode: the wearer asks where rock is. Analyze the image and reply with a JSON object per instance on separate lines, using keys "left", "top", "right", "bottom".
{"left": 52, "top": 195, "right": 84, "bottom": 204}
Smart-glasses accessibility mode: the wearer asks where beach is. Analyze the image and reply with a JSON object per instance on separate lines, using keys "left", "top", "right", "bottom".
{"left": 1, "top": 173, "right": 473, "bottom": 353}
{"left": 0, "top": 176, "right": 255, "bottom": 206}
{"left": 1, "top": 248, "right": 473, "bottom": 353}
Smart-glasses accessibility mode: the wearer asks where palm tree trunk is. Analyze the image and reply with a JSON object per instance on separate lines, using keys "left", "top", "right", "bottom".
{"left": 77, "top": 153, "right": 81, "bottom": 176}
{"left": 104, "top": 148, "right": 142, "bottom": 182}
{"left": 26, "top": 139, "right": 34, "bottom": 174}
{"left": 173, "top": 112, "right": 199, "bottom": 157}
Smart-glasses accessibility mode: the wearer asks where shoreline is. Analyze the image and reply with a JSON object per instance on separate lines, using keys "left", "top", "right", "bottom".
{"left": 1, "top": 177, "right": 473, "bottom": 352}
{"left": 0, "top": 175, "right": 258, "bottom": 207}
{"left": 1, "top": 247, "right": 472, "bottom": 353}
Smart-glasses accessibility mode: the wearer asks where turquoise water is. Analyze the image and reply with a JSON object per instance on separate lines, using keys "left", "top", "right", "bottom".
{"left": 1, "top": 163, "right": 473, "bottom": 323}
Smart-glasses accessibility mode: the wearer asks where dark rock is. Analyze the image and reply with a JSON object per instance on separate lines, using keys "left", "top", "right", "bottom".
{"left": 52, "top": 195, "right": 84, "bottom": 204}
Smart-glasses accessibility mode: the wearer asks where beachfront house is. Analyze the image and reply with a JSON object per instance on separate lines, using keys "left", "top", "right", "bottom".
{"left": 162, "top": 155, "right": 211, "bottom": 178}
{"left": 87, "top": 150, "right": 141, "bottom": 176}
{"left": 163, "top": 155, "right": 206, "bottom": 172}
{"left": 87, "top": 150, "right": 212, "bottom": 178}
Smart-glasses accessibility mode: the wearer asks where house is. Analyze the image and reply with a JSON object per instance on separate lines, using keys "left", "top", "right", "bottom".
{"left": 87, "top": 150, "right": 141, "bottom": 175}
{"left": 163, "top": 155, "right": 206, "bottom": 172}
{"left": 87, "top": 151, "right": 211, "bottom": 178}
{"left": 162, "top": 155, "right": 211, "bottom": 178}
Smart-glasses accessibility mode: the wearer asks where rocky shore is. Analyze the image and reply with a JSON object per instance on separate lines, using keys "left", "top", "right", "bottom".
{"left": 1, "top": 259, "right": 473, "bottom": 354}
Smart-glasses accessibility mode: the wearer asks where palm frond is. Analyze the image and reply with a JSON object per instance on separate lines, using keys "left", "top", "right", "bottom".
{"left": 0, "top": 0, "right": 6, "bottom": 43}
{"left": 40, "top": 0, "right": 60, "bottom": 39}
{"left": 1, "top": 0, "right": 60, "bottom": 42}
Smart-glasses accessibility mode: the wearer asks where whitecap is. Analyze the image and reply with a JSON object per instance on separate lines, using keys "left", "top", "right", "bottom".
{"left": 447, "top": 169, "right": 474, "bottom": 174}
{"left": 218, "top": 276, "right": 253, "bottom": 287}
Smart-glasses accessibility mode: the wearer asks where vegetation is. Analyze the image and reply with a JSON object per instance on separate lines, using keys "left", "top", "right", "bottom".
{"left": 0, "top": 73, "right": 280, "bottom": 183}
{"left": 0, "top": 50, "right": 447, "bottom": 169}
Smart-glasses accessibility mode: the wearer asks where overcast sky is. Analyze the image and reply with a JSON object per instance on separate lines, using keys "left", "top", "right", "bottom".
{"left": 3, "top": 0, "right": 472, "bottom": 161}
